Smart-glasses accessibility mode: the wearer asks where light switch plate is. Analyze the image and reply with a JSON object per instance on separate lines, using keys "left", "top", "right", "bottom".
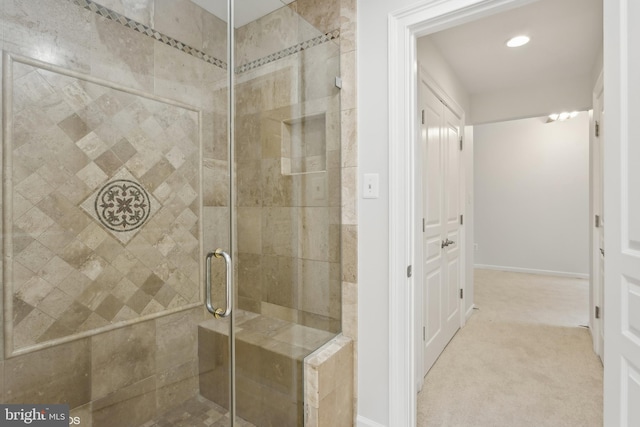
{"left": 363, "top": 173, "right": 379, "bottom": 199}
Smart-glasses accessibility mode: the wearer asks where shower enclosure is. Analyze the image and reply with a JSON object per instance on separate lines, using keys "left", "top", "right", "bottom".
{"left": 0, "top": 0, "right": 353, "bottom": 425}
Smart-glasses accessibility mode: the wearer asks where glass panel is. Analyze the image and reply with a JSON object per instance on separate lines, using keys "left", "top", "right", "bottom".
{"left": 1, "top": 1, "right": 229, "bottom": 426}
{"left": 199, "top": 0, "right": 342, "bottom": 425}
{"left": 233, "top": 2, "right": 342, "bottom": 426}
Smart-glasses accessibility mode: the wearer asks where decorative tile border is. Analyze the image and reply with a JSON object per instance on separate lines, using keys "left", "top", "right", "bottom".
{"left": 69, "top": 0, "right": 339, "bottom": 75}
{"left": 236, "top": 29, "right": 341, "bottom": 74}
{"left": 70, "top": 0, "right": 227, "bottom": 69}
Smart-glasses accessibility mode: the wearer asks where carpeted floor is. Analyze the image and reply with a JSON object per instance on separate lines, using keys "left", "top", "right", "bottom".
{"left": 417, "top": 269, "right": 603, "bottom": 427}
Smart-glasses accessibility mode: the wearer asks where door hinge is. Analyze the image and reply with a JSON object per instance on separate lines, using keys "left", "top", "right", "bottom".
{"left": 407, "top": 265, "right": 412, "bottom": 278}
{"left": 595, "top": 121, "right": 600, "bottom": 137}
{"left": 595, "top": 214, "right": 601, "bottom": 228}
{"left": 460, "top": 214, "right": 464, "bottom": 225}
{"left": 422, "top": 218, "right": 425, "bottom": 232}
{"left": 423, "top": 326, "right": 425, "bottom": 341}
{"left": 421, "top": 109, "right": 425, "bottom": 125}
{"left": 459, "top": 137, "right": 463, "bottom": 151}
{"left": 595, "top": 305, "right": 601, "bottom": 319}
{"left": 460, "top": 289, "right": 464, "bottom": 299}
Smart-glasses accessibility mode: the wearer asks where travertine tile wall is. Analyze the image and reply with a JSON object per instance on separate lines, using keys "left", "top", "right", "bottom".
{"left": 341, "top": 0, "right": 358, "bottom": 423}
{"left": 305, "top": 335, "right": 354, "bottom": 426}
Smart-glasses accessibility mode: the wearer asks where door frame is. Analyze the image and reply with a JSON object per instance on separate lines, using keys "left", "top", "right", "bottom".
{"left": 601, "top": 0, "right": 640, "bottom": 425}
{"left": 387, "top": 0, "right": 573, "bottom": 425}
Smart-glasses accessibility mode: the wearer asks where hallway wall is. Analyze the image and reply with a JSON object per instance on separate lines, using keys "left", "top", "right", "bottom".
{"left": 474, "top": 112, "right": 590, "bottom": 277}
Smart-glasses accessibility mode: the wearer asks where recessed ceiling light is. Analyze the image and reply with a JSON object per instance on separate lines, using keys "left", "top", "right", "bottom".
{"left": 547, "top": 111, "right": 580, "bottom": 123}
{"left": 506, "top": 35, "right": 530, "bottom": 48}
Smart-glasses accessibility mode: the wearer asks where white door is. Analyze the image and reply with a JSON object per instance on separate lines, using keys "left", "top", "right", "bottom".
{"left": 591, "top": 74, "right": 605, "bottom": 362}
{"left": 421, "top": 81, "right": 461, "bottom": 375}
{"left": 603, "top": 1, "right": 640, "bottom": 425}
{"left": 443, "top": 104, "right": 462, "bottom": 335}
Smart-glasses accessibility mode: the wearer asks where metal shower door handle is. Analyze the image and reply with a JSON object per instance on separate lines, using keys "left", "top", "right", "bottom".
{"left": 205, "top": 248, "right": 232, "bottom": 318}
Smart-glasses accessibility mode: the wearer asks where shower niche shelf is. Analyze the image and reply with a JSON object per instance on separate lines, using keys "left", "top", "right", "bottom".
{"left": 281, "top": 113, "right": 327, "bottom": 176}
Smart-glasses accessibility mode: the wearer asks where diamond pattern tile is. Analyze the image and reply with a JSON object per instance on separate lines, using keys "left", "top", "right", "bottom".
{"left": 6, "top": 59, "right": 201, "bottom": 352}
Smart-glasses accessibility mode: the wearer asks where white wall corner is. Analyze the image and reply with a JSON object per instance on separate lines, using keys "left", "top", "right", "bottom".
{"left": 357, "top": 415, "right": 388, "bottom": 427}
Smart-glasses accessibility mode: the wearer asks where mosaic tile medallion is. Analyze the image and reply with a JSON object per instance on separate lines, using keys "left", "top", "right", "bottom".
{"left": 96, "top": 180, "right": 149, "bottom": 230}
{"left": 81, "top": 168, "right": 159, "bottom": 243}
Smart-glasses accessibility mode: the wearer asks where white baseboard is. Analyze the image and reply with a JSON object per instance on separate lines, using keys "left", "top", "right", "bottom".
{"left": 474, "top": 264, "right": 589, "bottom": 280}
{"left": 465, "top": 304, "right": 475, "bottom": 320}
{"left": 357, "top": 415, "right": 387, "bottom": 427}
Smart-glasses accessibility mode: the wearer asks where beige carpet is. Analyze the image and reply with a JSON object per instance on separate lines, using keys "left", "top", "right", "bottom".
{"left": 417, "top": 269, "right": 603, "bottom": 427}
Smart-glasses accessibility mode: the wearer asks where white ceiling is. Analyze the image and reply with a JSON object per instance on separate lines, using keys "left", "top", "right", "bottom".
{"left": 190, "top": 0, "right": 602, "bottom": 104}
{"left": 425, "top": 0, "right": 603, "bottom": 95}
{"left": 190, "top": 0, "right": 294, "bottom": 27}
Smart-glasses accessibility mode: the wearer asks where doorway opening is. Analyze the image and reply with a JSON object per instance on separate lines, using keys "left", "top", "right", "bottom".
{"left": 386, "top": 0, "right": 604, "bottom": 424}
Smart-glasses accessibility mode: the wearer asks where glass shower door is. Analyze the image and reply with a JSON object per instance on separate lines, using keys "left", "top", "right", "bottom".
{"left": 199, "top": 0, "right": 342, "bottom": 425}
{"left": 0, "top": 0, "right": 340, "bottom": 425}
{"left": 2, "top": 2, "right": 223, "bottom": 426}
{"left": 198, "top": 0, "right": 235, "bottom": 425}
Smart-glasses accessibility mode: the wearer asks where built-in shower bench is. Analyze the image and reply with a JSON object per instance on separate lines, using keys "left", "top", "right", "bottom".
{"left": 198, "top": 310, "right": 336, "bottom": 426}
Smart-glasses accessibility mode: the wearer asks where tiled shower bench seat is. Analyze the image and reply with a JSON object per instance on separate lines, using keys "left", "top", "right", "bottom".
{"left": 198, "top": 311, "right": 336, "bottom": 426}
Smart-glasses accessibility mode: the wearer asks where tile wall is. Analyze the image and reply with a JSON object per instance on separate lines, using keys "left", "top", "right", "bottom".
{"left": 305, "top": 335, "right": 354, "bottom": 426}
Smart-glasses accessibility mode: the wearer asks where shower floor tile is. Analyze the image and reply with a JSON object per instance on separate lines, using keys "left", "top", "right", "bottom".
{"left": 139, "top": 395, "right": 256, "bottom": 427}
